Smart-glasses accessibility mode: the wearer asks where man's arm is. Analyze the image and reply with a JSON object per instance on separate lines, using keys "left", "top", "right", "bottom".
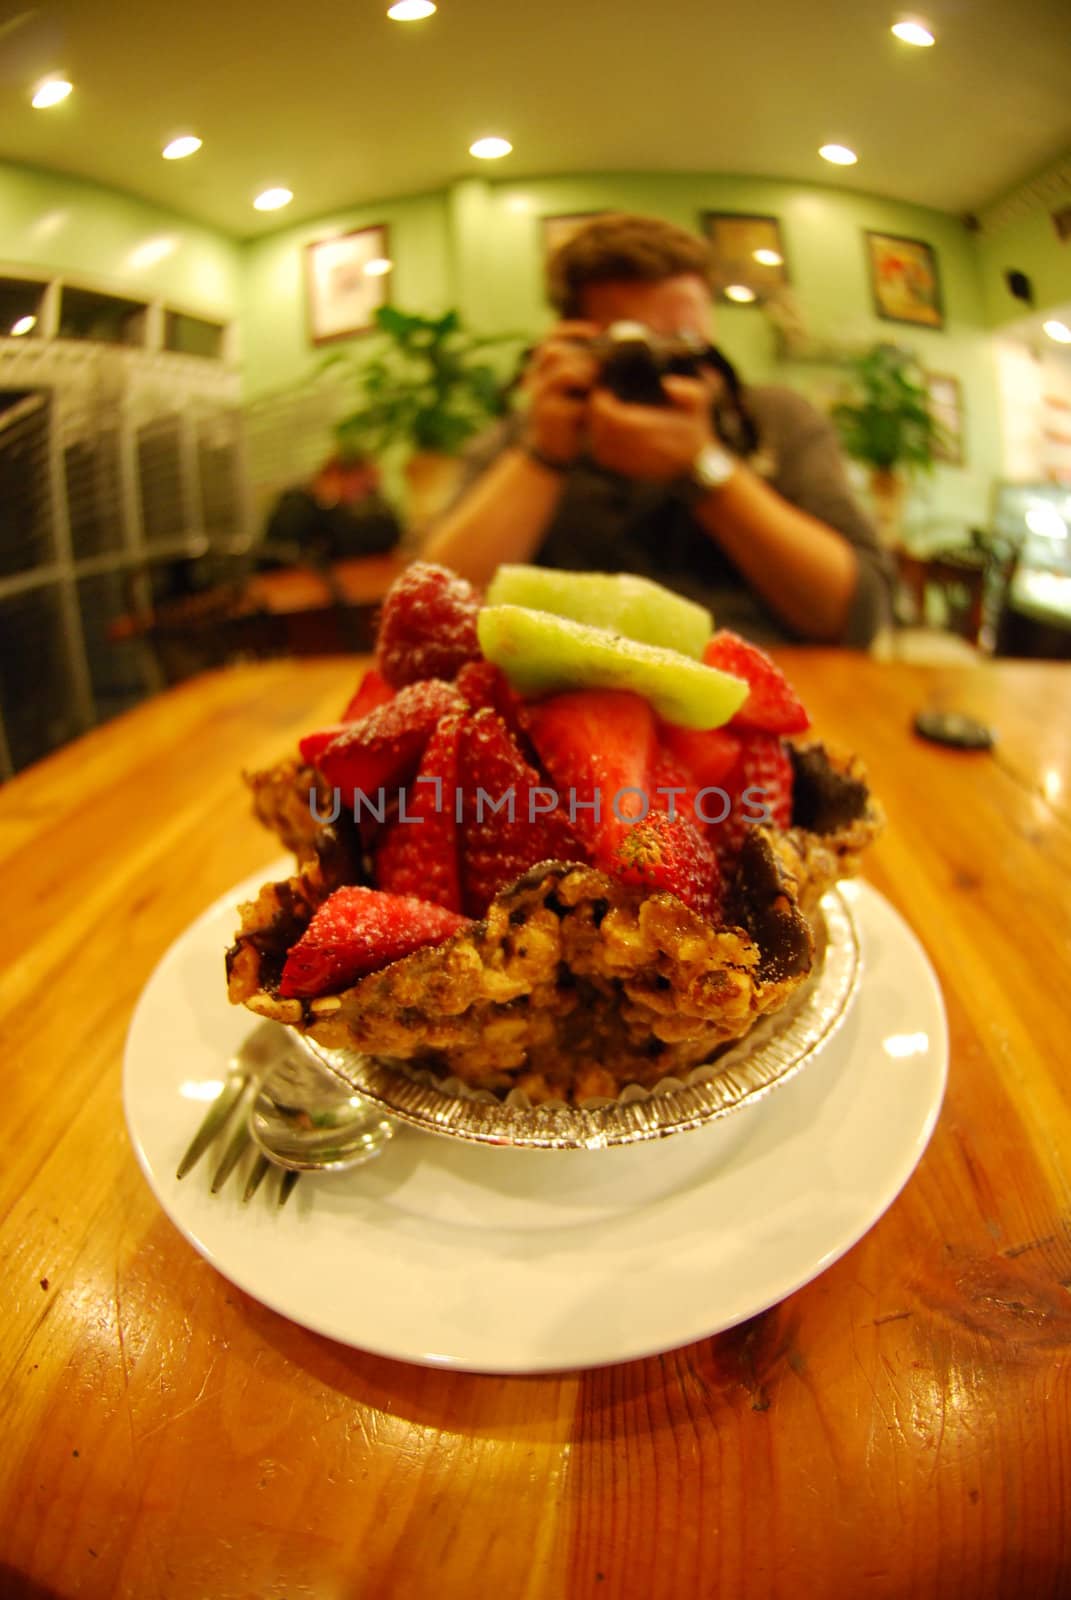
{"left": 422, "top": 446, "right": 568, "bottom": 588}
{"left": 422, "top": 321, "right": 599, "bottom": 586}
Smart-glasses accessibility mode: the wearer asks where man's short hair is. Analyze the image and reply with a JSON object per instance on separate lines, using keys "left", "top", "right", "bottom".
{"left": 546, "top": 213, "right": 715, "bottom": 317}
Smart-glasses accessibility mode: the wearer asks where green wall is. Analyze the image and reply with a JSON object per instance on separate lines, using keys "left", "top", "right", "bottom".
{"left": 239, "top": 190, "right": 452, "bottom": 396}
{"left": 240, "top": 170, "right": 1001, "bottom": 533}
{"left": 1, "top": 156, "right": 1030, "bottom": 537}
{"left": 0, "top": 160, "right": 241, "bottom": 315}
{"left": 976, "top": 206, "right": 1071, "bottom": 329}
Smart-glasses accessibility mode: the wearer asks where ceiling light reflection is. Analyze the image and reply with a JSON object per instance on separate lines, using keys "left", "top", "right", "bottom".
{"left": 819, "top": 143, "right": 858, "bottom": 166}
{"left": 363, "top": 257, "right": 393, "bottom": 276}
{"left": 32, "top": 78, "right": 72, "bottom": 108}
{"left": 11, "top": 316, "right": 36, "bottom": 336}
{"left": 179, "top": 1079, "right": 226, "bottom": 1101}
{"left": 127, "top": 236, "right": 177, "bottom": 270}
{"left": 892, "top": 20, "right": 935, "bottom": 46}
{"left": 254, "top": 187, "right": 294, "bottom": 211}
{"left": 753, "top": 248, "right": 783, "bottom": 266}
{"left": 163, "top": 135, "right": 202, "bottom": 160}
{"left": 725, "top": 284, "right": 757, "bottom": 303}
{"left": 469, "top": 137, "right": 512, "bottom": 160}
{"left": 883, "top": 1032, "right": 930, "bottom": 1059}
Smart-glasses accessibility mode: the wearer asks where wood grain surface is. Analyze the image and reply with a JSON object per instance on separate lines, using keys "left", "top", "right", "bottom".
{"left": 1, "top": 653, "right": 1069, "bottom": 1600}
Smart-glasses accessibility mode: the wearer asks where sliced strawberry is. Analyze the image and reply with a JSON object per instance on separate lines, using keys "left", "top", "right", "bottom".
{"left": 341, "top": 666, "right": 394, "bottom": 722}
{"left": 279, "top": 885, "right": 471, "bottom": 998}
{"left": 717, "top": 731, "right": 794, "bottom": 862}
{"left": 374, "top": 711, "right": 464, "bottom": 912}
{"left": 702, "top": 631, "right": 810, "bottom": 735}
{"left": 524, "top": 688, "right": 658, "bottom": 865}
{"left": 376, "top": 562, "right": 482, "bottom": 687}
{"left": 609, "top": 810, "right": 721, "bottom": 921}
{"left": 299, "top": 723, "right": 353, "bottom": 767}
{"left": 458, "top": 708, "right": 583, "bottom": 917}
{"left": 456, "top": 659, "right": 526, "bottom": 726}
{"left": 659, "top": 723, "right": 742, "bottom": 792}
{"left": 317, "top": 679, "right": 465, "bottom": 810}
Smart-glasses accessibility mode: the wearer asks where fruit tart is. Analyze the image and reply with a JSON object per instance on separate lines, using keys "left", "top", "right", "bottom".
{"left": 227, "top": 563, "right": 883, "bottom": 1105}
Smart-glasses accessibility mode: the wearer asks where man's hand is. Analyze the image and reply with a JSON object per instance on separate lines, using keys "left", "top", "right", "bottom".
{"left": 588, "top": 374, "right": 718, "bottom": 482}
{"left": 520, "top": 321, "right": 600, "bottom": 467}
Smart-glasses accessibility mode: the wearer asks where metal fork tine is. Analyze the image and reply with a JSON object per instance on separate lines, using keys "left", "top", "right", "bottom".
{"left": 210, "top": 1080, "right": 260, "bottom": 1193}
{"left": 242, "top": 1153, "right": 271, "bottom": 1203}
{"left": 278, "top": 1170, "right": 300, "bottom": 1208}
{"left": 176, "top": 1070, "right": 248, "bottom": 1179}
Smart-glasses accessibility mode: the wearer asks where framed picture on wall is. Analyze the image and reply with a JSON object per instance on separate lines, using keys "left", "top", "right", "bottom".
{"left": 865, "top": 231, "right": 943, "bottom": 329}
{"left": 924, "top": 371, "right": 965, "bottom": 465}
{"left": 542, "top": 212, "right": 609, "bottom": 257}
{"left": 700, "top": 213, "right": 789, "bottom": 305}
{"left": 305, "top": 225, "right": 391, "bottom": 344}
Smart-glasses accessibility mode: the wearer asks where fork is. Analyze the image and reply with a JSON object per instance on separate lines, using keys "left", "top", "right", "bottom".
{"left": 177, "top": 1066, "right": 301, "bottom": 1205}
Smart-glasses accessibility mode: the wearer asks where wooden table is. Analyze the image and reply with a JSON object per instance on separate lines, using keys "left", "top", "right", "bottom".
{"left": 3, "top": 654, "right": 1070, "bottom": 1599}
{"left": 111, "top": 553, "right": 410, "bottom": 680}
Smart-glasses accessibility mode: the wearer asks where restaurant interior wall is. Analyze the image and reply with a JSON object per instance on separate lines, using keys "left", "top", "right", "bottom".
{"left": 241, "top": 170, "right": 1003, "bottom": 542}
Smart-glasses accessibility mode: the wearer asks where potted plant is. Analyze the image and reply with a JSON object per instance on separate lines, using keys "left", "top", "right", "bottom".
{"left": 831, "top": 343, "right": 949, "bottom": 547}
{"left": 324, "top": 306, "right": 520, "bottom": 531}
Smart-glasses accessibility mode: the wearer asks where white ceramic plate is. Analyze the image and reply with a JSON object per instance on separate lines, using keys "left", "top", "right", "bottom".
{"left": 123, "top": 870, "right": 947, "bottom": 1373}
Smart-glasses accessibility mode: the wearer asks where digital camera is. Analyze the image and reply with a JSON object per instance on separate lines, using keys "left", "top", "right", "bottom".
{"left": 593, "top": 321, "right": 716, "bottom": 406}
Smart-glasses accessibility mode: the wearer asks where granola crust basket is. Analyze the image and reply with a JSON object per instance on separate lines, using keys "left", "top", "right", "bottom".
{"left": 226, "top": 741, "right": 882, "bottom": 1137}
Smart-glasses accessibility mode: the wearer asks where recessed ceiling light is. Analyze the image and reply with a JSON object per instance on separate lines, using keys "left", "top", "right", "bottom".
{"left": 388, "top": 0, "right": 436, "bottom": 17}
{"left": 469, "top": 137, "right": 512, "bottom": 160}
{"left": 891, "top": 19, "right": 935, "bottom": 46}
{"left": 253, "top": 187, "right": 294, "bottom": 211}
{"left": 31, "top": 77, "right": 72, "bottom": 109}
{"left": 724, "top": 284, "right": 757, "bottom": 304}
{"left": 11, "top": 315, "right": 36, "bottom": 336}
{"left": 163, "top": 135, "right": 202, "bottom": 160}
{"left": 819, "top": 143, "right": 858, "bottom": 166}
{"left": 363, "top": 257, "right": 393, "bottom": 276}
{"left": 1043, "top": 320, "right": 1071, "bottom": 345}
{"left": 752, "top": 248, "right": 783, "bottom": 267}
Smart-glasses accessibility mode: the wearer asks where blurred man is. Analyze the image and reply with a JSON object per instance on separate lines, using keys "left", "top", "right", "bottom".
{"left": 424, "top": 213, "right": 891, "bottom": 646}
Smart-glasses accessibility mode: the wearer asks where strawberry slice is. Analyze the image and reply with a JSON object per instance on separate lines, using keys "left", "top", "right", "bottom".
{"left": 299, "top": 723, "right": 353, "bottom": 767}
{"left": 610, "top": 810, "right": 721, "bottom": 921}
{"left": 279, "top": 885, "right": 471, "bottom": 998}
{"left": 374, "top": 711, "right": 464, "bottom": 912}
{"left": 341, "top": 666, "right": 394, "bottom": 722}
{"left": 316, "top": 680, "right": 465, "bottom": 810}
{"left": 702, "top": 631, "right": 810, "bottom": 735}
{"left": 659, "top": 723, "right": 742, "bottom": 794}
{"left": 458, "top": 708, "right": 583, "bottom": 917}
{"left": 456, "top": 659, "right": 527, "bottom": 727}
{"left": 717, "top": 731, "right": 794, "bottom": 861}
{"left": 524, "top": 688, "right": 658, "bottom": 865}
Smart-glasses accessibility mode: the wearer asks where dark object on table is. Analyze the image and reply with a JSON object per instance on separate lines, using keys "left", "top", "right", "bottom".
{"left": 914, "top": 710, "right": 994, "bottom": 750}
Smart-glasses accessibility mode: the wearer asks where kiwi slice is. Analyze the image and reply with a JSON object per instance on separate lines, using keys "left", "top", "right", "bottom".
{"left": 477, "top": 605, "right": 747, "bottom": 729}
{"left": 485, "top": 565, "right": 712, "bottom": 660}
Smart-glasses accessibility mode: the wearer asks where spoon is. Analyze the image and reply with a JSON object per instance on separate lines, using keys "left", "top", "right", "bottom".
{"left": 249, "top": 1032, "right": 397, "bottom": 1173}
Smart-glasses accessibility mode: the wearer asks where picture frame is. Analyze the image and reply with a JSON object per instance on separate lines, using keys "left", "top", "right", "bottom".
{"left": 541, "top": 212, "right": 609, "bottom": 257}
{"left": 865, "top": 231, "right": 944, "bottom": 330}
{"left": 924, "top": 371, "right": 965, "bottom": 465}
{"left": 305, "top": 225, "right": 391, "bottom": 345}
{"left": 700, "top": 213, "right": 789, "bottom": 305}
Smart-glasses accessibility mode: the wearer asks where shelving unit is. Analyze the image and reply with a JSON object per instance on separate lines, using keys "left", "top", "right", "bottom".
{"left": 0, "top": 268, "right": 248, "bottom": 777}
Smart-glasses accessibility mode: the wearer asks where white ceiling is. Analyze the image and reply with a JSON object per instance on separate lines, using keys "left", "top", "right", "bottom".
{"left": 1, "top": 0, "right": 1069, "bottom": 239}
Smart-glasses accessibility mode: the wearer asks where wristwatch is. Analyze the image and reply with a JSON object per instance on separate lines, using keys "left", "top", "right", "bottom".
{"left": 690, "top": 442, "right": 738, "bottom": 495}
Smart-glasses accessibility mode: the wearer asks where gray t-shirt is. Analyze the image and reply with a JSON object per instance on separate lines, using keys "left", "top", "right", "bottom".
{"left": 454, "top": 385, "right": 893, "bottom": 647}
